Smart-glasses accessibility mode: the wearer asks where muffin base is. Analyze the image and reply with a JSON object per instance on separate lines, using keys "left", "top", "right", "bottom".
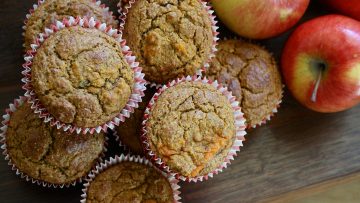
{"left": 248, "top": 86, "right": 284, "bottom": 129}
{"left": 118, "top": 0, "right": 219, "bottom": 87}
{"left": 210, "top": 37, "right": 284, "bottom": 129}
{"left": 141, "top": 76, "right": 247, "bottom": 182}
{"left": 0, "top": 96, "right": 108, "bottom": 188}
{"left": 22, "top": 16, "right": 146, "bottom": 134}
{"left": 80, "top": 154, "right": 181, "bottom": 203}
{"left": 23, "top": 0, "right": 118, "bottom": 49}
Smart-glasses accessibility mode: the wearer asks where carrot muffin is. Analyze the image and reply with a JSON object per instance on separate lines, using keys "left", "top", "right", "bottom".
{"left": 5, "top": 102, "right": 105, "bottom": 185}
{"left": 86, "top": 161, "right": 174, "bottom": 203}
{"left": 206, "top": 39, "right": 282, "bottom": 127}
{"left": 145, "top": 81, "right": 236, "bottom": 178}
{"left": 123, "top": 0, "right": 214, "bottom": 84}
{"left": 116, "top": 87, "right": 157, "bottom": 155}
{"left": 31, "top": 26, "right": 134, "bottom": 128}
{"left": 24, "top": 0, "right": 118, "bottom": 50}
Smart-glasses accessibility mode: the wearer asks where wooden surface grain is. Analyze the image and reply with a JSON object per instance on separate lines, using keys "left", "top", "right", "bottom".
{"left": 0, "top": 1, "right": 359, "bottom": 203}
{"left": 264, "top": 172, "right": 360, "bottom": 203}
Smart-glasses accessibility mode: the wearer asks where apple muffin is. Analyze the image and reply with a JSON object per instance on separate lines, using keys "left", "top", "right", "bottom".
{"left": 31, "top": 26, "right": 134, "bottom": 128}
{"left": 206, "top": 39, "right": 283, "bottom": 127}
{"left": 116, "top": 86, "right": 157, "bottom": 155}
{"left": 85, "top": 161, "right": 175, "bottom": 203}
{"left": 5, "top": 102, "right": 105, "bottom": 185}
{"left": 122, "top": 0, "right": 214, "bottom": 84}
{"left": 144, "top": 81, "right": 236, "bottom": 178}
{"left": 24, "top": 0, "right": 118, "bottom": 50}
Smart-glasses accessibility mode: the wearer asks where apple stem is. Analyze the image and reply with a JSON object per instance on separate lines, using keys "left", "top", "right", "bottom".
{"left": 311, "top": 69, "right": 322, "bottom": 102}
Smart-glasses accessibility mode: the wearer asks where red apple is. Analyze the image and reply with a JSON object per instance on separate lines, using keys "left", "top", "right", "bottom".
{"left": 211, "top": 0, "right": 310, "bottom": 39}
{"left": 320, "top": 0, "right": 360, "bottom": 21}
{"left": 282, "top": 15, "right": 360, "bottom": 113}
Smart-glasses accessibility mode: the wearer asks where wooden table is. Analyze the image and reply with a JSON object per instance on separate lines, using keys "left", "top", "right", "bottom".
{"left": 0, "top": 1, "right": 359, "bottom": 202}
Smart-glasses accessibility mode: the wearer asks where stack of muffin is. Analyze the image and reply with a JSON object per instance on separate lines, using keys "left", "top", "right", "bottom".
{"left": 0, "top": 0, "right": 283, "bottom": 202}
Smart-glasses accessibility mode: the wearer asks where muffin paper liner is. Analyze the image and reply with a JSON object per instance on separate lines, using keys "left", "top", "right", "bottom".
{"left": 22, "top": 0, "right": 118, "bottom": 48}
{"left": 112, "top": 129, "right": 132, "bottom": 155}
{"left": 80, "top": 154, "right": 181, "bottom": 203}
{"left": 211, "top": 37, "right": 284, "bottom": 129}
{"left": 117, "top": 0, "right": 219, "bottom": 87}
{"left": 141, "top": 75, "right": 247, "bottom": 182}
{"left": 248, "top": 86, "right": 284, "bottom": 129}
{"left": 113, "top": 83, "right": 160, "bottom": 154}
{"left": 0, "top": 96, "right": 108, "bottom": 188}
{"left": 21, "top": 16, "right": 147, "bottom": 135}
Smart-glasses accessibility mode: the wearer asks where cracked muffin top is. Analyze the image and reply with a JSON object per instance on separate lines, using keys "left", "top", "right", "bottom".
{"left": 123, "top": 0, "right": 213, "bottom": 84}
{"left": 86, "top": 161, "right": 174, "bottom": 203}
{"left": 31, "top": 26, "right": 134, "bottom": 128}
{"left": 24, "top": 0, "right": 118, "bottom": 50}
{"left": 206, "top": 39, "right": 282, "bottom": 127}
{"left": 145, "top": 81, "right": 236, "bottom": 177}
{"left": 5, "top": 102, "right": 105, "bottom": 185}
{"left": 116, "top": 87, "right": 157, "bottom": 155}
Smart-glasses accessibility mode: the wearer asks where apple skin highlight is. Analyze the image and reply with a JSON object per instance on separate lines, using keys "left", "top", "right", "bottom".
{"left": 282, "top": 15, "right": 360, "bottom": 113}
{"left": 211, "top": 0, "right": 309, "bottom": 39}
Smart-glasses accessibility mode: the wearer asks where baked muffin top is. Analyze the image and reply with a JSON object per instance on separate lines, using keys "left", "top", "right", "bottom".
{"left": 5, "top": 102, "right": 105, "bottom": 185}
{"left": 86, "top": 161, "right": 174, "bottom": 203}
{"left": 206, "top": 39, "right": 282, "bottom": 127}
{"left": 24, "top": 0, "right": 118, "bottom": 50}
{"left": 116, "top": 87, "right": 157, "bottom": 155}
{"left": 146, "top": 81, "right": 235, "bottom": 177}
{"left": 123, "top": 0, "right": 213, "bottom": 84}
{"left": 31, "top": 26, "right": 134, "bottom": 128}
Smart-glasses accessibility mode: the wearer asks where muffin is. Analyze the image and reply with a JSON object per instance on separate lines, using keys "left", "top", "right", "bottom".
{"left": 144, "top": 81, "right": 238, "bottom": 178}
{"left": 30, "top": 26, "right": 134, "bottom": 128}
{"left": 24, "top": 0, "right": 118, "bottom": 50}
{"left": 3, "top": 101, "right": 105, "bottom": 186}
{"left": 122, "top": 0, "right": 214, "bottom": 84}
{"left": 116, "top": 86, "right": 157, "bottom": 155}
{"left": 206, "top": 39, "right": 283, "bottom": 127}
{"left": 84, "top": 158, "right": 176, "bottom": 203}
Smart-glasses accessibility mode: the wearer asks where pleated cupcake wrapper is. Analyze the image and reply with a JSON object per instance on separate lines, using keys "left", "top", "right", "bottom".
{"left": 118, "top": 0, "right": 219, "bottom": 87}
{"left": 209, "top": 37, "right": 284, "bottom": 129}
{"left": 22, "top": 0, "right": 117, "bottom": 48}
{"left": 141, "top": 75, "right": 247, "bottom": 182}
{"left": 117, "top": 0, "right": 129, "bottom": 17}
{"left": 248, "top": 85, "right": 284, "bottom": 129}
{"left": 112, "top": 129, "right": 132, "bottom": 155}
{"left": 80, "top": 154, "right": 181, "bottom": 203}
{"left": 112, "top": 82, "right": 159, "bottom": 155}
{"left": 0, "top": 96, "right": 109, "bottom": 188}
{"left": 21, "top": 16, "right": 147, "bottom": 135}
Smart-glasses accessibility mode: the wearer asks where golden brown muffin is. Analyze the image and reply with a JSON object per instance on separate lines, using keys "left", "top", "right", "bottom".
{"left": 5, "top": 102, "right": 105, "bottom": 185}
{"left": 116, "top": 87, "right": 157, "bottom": 155}
{"left": 123, "top": 0, "right": 214, "bottom": 84}
{"left": 145, "top": 81, "right": 236, "bottom": 178}
{"left": 86, "top": 161, "right": 174, "bottom": 203}
{"left": 206, "top": 39, "right": 282, "bottom": 127}
{"left": 31, "top": 26, "right": 134, "bottom": 128}
{"left": 24, "top": 0, "right": 118, "bottom": 50}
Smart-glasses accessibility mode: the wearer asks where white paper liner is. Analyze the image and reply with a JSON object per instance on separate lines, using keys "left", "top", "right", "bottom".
{"left": 249, "top": 86, "right": 284, "bottom": 129}
{"left": 141, "top": 75, "right": 247, "bottom": 182}
{"left": 117, "top": 0, "right": 219, "bottom": 87}
{"left": 22, "top": 0, "right": 118, "bottom": 48}
{"left": 0, "top": 96, "right": 108, "bottom": 188}
{"left": 80, "top": 154, "right": 181, "bottom": 203}
{"left": 113, "top": 83, "right": 160, "bottom": 154}
{"left": 21, "top": 16, "right": 147, "bottom": 135}
{"left": 117, "top": 0, "right": 129, "bottom": 17}
{"left": 210, "top": 37, "right": 284, "bottom": 129}
{"left": 112, "top": 129, "right": 132, "bottom": 155}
